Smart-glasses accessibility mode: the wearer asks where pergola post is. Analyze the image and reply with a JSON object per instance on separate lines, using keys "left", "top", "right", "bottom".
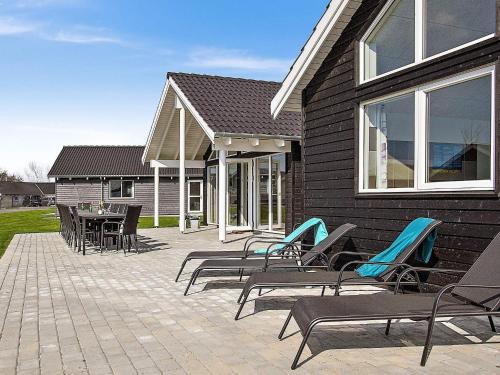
{"left": 178, "top": 99, "right": 186, "bottom": 233}
{"left": 218, "top": 150, "right": 226, "bottom": 241}
{"left": 154, "top": 166, "right": 159, "bottom": 227}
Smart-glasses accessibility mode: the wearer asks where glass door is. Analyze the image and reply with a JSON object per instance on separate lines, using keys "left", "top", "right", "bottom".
{"left": 206, "top": 166, "right": 217, "bottom": 224}
{"left": 226, "top": 161, "right": 251, "bottom": 229}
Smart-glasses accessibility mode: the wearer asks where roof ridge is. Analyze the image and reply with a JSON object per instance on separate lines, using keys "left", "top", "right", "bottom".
{"left": 168, "top": 72, "right": 281, "bottom": 85}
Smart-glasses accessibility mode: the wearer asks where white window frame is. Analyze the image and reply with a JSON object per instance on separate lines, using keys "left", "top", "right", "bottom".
{"left": 359, "top": 0, "right": 496, "bottom": 84}
{"left": 187, "top": 179, "right": 203, "bottom": 213}
{"left": 359, "top": 65, "right": 496, "bottom": 193}
{"left": 109, "top": 180, "right": 135, "bottom": 199}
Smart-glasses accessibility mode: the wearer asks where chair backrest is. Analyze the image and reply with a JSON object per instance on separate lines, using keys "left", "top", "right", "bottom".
{"left": 78, "top": 202, "right": 91, "bottom": 211}
{"left": 300, "top": 223, "right": 357, "bottom": 266}
{"left": 378, "top": 219, "right": 442, "bottom": 281}
{"left": 122, "top": 205, "right": 142, "bottom": 235}
{"left": 117, "top": 204, "right": 127, "bottom": 214}
{"left": 452, "top": 232, "right": 500, "bottom": 311}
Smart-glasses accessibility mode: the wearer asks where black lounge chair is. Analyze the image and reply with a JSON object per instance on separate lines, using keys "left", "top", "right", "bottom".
{"left": 183, "top": 224, "right": 357, "bottom": 296}
{"left": 235, "top": 219, "right": 442, "bottom": 320}
{"left": 175, "top": 219, "right": 326, "bottom": 282}
{"left": 279, "top": 232, "right": 500, "bottom": 370}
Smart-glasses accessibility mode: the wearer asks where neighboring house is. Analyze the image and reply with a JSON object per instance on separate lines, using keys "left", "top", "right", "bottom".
{"left": 142, "top": 73, "right": 302, "bottom": 239}
{"left": 0, "top": 181, "right": 55, "bottom": 209}
{"left": 48, "top": 146, "right": 204, "bottom": 216}
{"left": 270, "top": 0, "right": 500, "bottom": 287}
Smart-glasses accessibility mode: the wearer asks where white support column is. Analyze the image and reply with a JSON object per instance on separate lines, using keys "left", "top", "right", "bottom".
{"left": 218, "top": 150, "right": 227, "bottom": 241}
{"left": 179, "top": 105, "right": 186, "bottom": 233}
{"left": 154, "top": 166, "right": 160, "bottom": 227}
{"left": 268, "top": 156, "right": 272, "bottom": 231}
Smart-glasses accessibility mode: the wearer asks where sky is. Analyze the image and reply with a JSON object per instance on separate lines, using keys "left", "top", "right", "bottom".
{"left": 0, "top": 0, "right": 328, "bottom": 180}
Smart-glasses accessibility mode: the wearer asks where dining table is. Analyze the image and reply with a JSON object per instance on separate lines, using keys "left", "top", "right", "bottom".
{"left": 77, "top": 210, "right": 126, "bottom": 255}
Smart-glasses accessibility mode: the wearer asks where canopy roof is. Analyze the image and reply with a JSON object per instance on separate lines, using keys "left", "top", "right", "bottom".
{"left": 142, "top": 73, "right": 302, "bottom": 163}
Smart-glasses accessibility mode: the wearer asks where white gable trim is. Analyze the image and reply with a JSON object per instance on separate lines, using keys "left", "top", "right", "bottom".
{"left": 271, "top": 0, "right": 360, "bottom": 118}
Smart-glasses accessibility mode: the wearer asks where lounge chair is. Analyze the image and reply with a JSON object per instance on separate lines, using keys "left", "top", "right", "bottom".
{"left": 279, "top": 232, "right": 500, "bottom": 369}
{"left": 235, "top": 218, "right": 442, "bottom": 320}
{"left": 175, "top": 217, "right": 328, "bottom": 282}
{"left": 183, "top": 223, "right": 357, "bottom": 296}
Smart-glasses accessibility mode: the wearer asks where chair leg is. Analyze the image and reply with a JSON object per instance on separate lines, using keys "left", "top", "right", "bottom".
{"left": 385, "top": 320, "right": 391, "bottom": 336}
{"left": 291, "top": 327, "right": 313, "bottom": 370}
{"left": 175, "top": 258, "right": 191, "bottom": 282}
{"left": 238, "top": 268, "right": 244, "bottom": 281}
{"left": 488, "top": 316, "right": 496, "bottom": 333}
{"left": 134, "top": 234, "right": 139, "bottom": 253}
{"left": 237, "top": 288, "right": 245, "bottom": 304}
{"left": 421, "top": 317, "right": 437, "bottom": 366}
{"left": 278, "top": 311, "right": 294, "bottom": 340}
{"left": 128, "top": 235, "right": 131, "bottom": 252}
{"left": 321, "top": 286, "right": 326, "bottom": 296}
{"left": 184, "top": 269, "right": 201, "bottom": 296}
{"left": 235, "top": 291, "right": 250, "bottom": 320}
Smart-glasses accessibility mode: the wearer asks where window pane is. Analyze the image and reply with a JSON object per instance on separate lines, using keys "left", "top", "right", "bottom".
{"left": 110, "top": 180, "right": 122, "bottom": 198}
{"left": 364, "top": 94, "right": 415, "bottom": 189}
{"left": 427, "top": 75, "right": 491, "bottom": 183}
{"left": 365, "top": 0, "right": 415, "bottom": 79}
{"left": 122, "top": 181, "right": 134, "bottom": 198}
{"left": 189, "top": 197, "right": 201, "bottom": 212}
{"left": 190, "top": 181, "right": 201, "bottom": 196}
{"left": 425, "top": 0, "right": 495, "bottom": 58}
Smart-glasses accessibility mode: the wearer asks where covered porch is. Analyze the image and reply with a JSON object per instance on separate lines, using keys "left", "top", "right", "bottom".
{"left": 142, "top": 73, "right": 301, "bottom": 241}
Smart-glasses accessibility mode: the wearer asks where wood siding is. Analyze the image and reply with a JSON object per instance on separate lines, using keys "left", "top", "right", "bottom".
{"left": 299, "top": 0, "right": 500, "bottom": 288}
{"left": 55, "top": 177, "right": 190, "bottom": 215}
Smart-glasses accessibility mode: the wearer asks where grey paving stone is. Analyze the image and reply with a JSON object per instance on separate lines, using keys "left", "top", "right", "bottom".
{"left": 0, "top": 230, "right": 497, "bottom": 375}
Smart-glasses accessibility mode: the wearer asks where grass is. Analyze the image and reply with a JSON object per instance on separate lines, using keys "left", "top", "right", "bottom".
{"left": 137, "top": 216, "right": 179, "bottom": 229}
{"left": 0, "top": 208, "right": 60, "bottom": 257}
{"left": 0, "top": 208, "right": 179, "bottom": 257}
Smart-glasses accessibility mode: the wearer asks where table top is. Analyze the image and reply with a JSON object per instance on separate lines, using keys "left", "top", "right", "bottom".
{"left": 77, "top": 211, "right": 125, "bottom": 220}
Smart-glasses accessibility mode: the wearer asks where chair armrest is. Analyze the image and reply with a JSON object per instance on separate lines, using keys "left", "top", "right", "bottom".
{"left": 395, "top": 267, "right": 467, "bottom": 294}
{"left": 431, "top": 283, "right": 500, "bottom": 317}
{"left": 328, "top": 251, "right": 379, "bottom": 270}
{"left": 243, "top": 235, "right": 284, "bottom": 250}
{"left": 335, "top": 260, "right": 410, "bottom": 295}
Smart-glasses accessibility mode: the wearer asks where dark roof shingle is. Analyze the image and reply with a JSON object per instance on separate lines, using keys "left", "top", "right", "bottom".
{"left": 48, "top": 146, "right": 203, "bottom": 177}
{"left": 0, "top": 182, "right": 44, "bottom": 196}
{"left": 169, "top": 73, "right": 301, "bottom": 138}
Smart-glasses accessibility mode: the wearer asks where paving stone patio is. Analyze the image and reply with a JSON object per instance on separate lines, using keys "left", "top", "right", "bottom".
{"left": 0, "top": 228, "right": 498, "bottom": 374}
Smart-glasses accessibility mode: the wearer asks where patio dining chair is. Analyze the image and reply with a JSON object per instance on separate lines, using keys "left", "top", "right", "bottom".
{"left": 183, "top": 223, "right": 357, "bottom": 296}
{"left": 279, "top": 231, "right": 500, "bottom": 369}
{"left": 234, "top": 218, "right": 441, "bottom": 320}
{"left": 175, "top": 217, "right": 329, "bottom": 282}
{"left": 101, "top": 205, "right": 142, "bottom": 254}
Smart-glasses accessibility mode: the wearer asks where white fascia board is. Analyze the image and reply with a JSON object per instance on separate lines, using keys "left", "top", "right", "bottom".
{"left": 142, "top": 77, "right": 171, "bottom": 164}
{"left": 270, "top": 0, "right": 353, "bottom": 118}
{"left": 151, "top": 160, "right": 206, "bottom": 169}
{"left": 169, "top": 77, "right": 215, "bottom": 142}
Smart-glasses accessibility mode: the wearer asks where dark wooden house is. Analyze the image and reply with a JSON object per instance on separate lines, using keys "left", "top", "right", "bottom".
{"left": 48, "top": 146, "right": 203, "bottom": 216}
{"left": 271, "top": 0, "right": 500, "bottom": 288}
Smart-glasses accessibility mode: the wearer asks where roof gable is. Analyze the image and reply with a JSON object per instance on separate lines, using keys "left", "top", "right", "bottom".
{"left": 271, "top": 0, "right": 362, "bottom": 117}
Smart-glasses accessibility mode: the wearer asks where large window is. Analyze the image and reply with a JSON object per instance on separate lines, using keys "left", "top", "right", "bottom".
{"left": 361, "top": 0, "right": 496, "bottom": 82}
{"left": 109, "top": 180, "right": 134, "bottom": 198}
{"left": 359, "top": 66, "right": 495, "bottom": 192}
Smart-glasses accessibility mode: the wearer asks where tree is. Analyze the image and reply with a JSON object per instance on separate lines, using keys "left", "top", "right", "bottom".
{"left": 0, "top": 168, "right": 23, "bottom": 182}
{"left": 24, "top": 161, "right": 48, "bottom": 182}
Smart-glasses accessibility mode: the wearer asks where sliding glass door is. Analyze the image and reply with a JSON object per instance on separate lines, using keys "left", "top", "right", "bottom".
{"left": 226, "top": 161, "right": 251, "bottom": 229}
{"left": 255, "top": 154, "right": 286, "bottom": 233}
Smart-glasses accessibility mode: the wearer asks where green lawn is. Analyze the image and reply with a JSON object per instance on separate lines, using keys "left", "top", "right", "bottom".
{"left": 0, "top": 208, "right": 179, "bottom": 257}
{"left": 0, "top": 208, "right": 60, "bottom": 257}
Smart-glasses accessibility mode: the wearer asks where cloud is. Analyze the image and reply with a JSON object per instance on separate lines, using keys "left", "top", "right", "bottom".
{"left": 0, "top": 17, "right": 39, "bottom": 35}
{"left": 0, "top": 16, "right": 125, "bottom": 45}
{"left": 187, "top": 47, "right": 291, "bottom": 73}
{"left": 13, "top": 0, "right": 81, "bottom": 8}
{"left": 47, "top": 27, "right": 125, "bottom": 45}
